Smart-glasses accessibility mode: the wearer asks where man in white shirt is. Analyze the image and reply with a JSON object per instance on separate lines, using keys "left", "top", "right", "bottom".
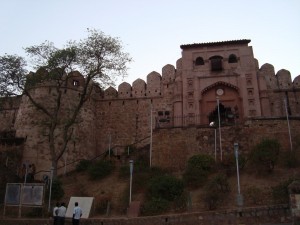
{"left": 72, "top": 202, "right": 83, "bottom": 225}
{"left": 53, "top": 202, "right": 60, "bottom": 225}
{"left": 57, "top": 202, "right": 67, "bottom": 225}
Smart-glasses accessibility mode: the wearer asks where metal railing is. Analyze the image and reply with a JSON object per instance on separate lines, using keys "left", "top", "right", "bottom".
{"left": 155, "top": 114, "right": 238, "bottom": 129}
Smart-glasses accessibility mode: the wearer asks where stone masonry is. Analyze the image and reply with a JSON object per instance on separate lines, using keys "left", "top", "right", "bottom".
{"left": 0, "top": 39, "right": 299, "bottom": 176}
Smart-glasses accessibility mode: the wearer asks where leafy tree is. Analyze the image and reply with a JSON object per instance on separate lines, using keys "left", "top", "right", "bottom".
{"left": 249, "top": 138, "right": 281, "bottom": 173}
{"left": 0, "top": 29, "right": 131, "bottom": 176}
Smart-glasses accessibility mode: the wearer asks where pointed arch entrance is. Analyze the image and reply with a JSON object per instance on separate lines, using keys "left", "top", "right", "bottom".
{"left": 200, "top": 81, "right": 243, "bottom": 125}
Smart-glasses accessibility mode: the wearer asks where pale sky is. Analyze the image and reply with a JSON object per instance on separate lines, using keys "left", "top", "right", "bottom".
{"left": 0, "top": 0, "right": 299, "bottom": 87}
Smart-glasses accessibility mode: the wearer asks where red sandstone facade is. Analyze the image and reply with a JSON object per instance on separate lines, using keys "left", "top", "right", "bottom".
{"left": 0, "top": 40, "right": 300, "bottom": 176}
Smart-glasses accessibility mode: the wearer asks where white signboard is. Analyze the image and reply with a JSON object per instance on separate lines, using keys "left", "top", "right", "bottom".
{"left": 21, "top": 184, "right": 44, "bottom": 206}
{"left": 66, "top": 197, "right": 94, "bottom": 219}
{"left": 5, "top": 183, "right": 21, "bottom": 205}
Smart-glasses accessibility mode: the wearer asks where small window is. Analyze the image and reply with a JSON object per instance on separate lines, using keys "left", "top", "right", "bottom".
{"left": 195, "top": 57, "right": 204, "bottom": 66}
{"left": 228, "top": 54, "right": 238, "bottom": 63}
{"left": 158, "top": 111, "right": 164, "bottom": 116}
{"left": 73, "top": 80, "right": 79, "bottom": 86}
{"left": 209, "top": 56, "right": 223, "bottom": 71}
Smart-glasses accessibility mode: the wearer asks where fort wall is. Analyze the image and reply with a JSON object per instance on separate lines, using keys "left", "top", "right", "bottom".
{"left": 152, "top": 119, "right": 300, "bottom": 171}
{"left": 0, "top": 40, "right": 299, "bottom": 177}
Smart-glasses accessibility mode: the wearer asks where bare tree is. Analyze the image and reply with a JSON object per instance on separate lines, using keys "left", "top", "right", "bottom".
{"left": 0, "top": 29, "right": 132, "bottom": 176}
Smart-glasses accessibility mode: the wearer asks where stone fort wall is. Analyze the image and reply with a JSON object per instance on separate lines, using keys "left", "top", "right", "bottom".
{"left": 0, "top": 40, "right": 299, "bottom": 176}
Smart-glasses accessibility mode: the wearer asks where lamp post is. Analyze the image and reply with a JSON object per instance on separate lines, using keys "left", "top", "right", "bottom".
{"left": 216, "top": 97, "right": 222, "bottom": 161}
{"left": 284, "top": 98, "right": 293, "bottom": 152}
{"left": 48, "top": 167, "right": 54, "bottom": 212}
{"left": 150, "top": 104, "right": 153, "bottom": 167}
{"left": 209, "top": 122, "right": 217, "bottom": 161}
{"left": 129, "top": 160, "right": 134, "bottom": 204}
{"left": 234, "top": 143, "right": 243, "bottom": 207}
{"left": 108, "top": 134, "right": 111, "bottom": 159}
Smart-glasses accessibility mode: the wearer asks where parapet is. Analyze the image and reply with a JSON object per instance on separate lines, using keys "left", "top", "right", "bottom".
{"left": 98, "top": 64, "right": 178, "bottom": 100}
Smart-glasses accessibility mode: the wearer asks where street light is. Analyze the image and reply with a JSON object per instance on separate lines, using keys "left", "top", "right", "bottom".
{"left": 209, "top": 122, "right": 217, "bottom": 161}
{"left": 48, "top": 167, "right": 54, "bottom": 212}
{"left": 150, "top": 103, "right": 153, "bottom": 167}
{"left": 216, "top": 97, "right": 223, "bottom": 161}
{"left": 129, "top": 160, "right": 134, "bottom": 204}
{"left": 234, "top": 143, "right": 243, "bottom": 207}
{"left": 284, "top": 98, "right": 293, "bottom": 152}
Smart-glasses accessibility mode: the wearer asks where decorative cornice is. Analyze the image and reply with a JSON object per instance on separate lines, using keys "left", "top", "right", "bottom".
{"left": 180, "top": 39, "right": 251, "bottom": 49}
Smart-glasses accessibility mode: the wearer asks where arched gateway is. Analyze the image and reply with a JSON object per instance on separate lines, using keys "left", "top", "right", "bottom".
{"left": 200, "top": 81, "right": 243, "bottom": 125}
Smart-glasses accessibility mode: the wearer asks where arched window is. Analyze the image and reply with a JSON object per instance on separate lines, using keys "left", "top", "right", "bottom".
{"left": 209, "top": 55, "right": 223, "bottom": 71}
{"left": 195, "top": 57, "right": 204, "bottom": 66}
{"left": 228, "top": 54, "right": 238, "bottom": 63}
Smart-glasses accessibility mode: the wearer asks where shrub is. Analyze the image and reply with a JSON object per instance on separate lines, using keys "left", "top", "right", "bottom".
{"left": 141, "top": 198, "right": 170, "bottom": 216}
{"left": 187, "top": 154, "right": 215, "bottom": 172}
{"left": 147, "top": 175, "right": 184, "bottom": 201}
{"left": 183, "top": 167, "right": 209, "bottom": 188}
{"left": 173, "top": 191, "right": 189, "bottom": 213}
{"left": 272, "top": 178, "right": 293, "bottom": 204}
{"left": 202, "top": 174, "right": 230, "bottom": 210}
{"left": 88, "top": 160, "right": 114, "bottom": 180}
{"left": 281, "top": 150, "right": 299, "bottom": 168}
{"left": 220, "top": 154, "right": 246, "bottom": 176}
{"left": 244, "top": 186, "right": 264, "bottom": 205}
{"left": 183, "top": 154, "right": 215, "bottom": 188}
{"left": 76, "top": 159, "right": 90, "bottom": 172}
{"left": 47, "top": 178, "right": 64, "bottom": 201}
{"left": 249, "top": 138, "right": 280, "bottom": 173}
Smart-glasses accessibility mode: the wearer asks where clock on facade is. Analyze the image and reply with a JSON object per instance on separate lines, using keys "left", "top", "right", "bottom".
{"left": 216, "top": 88, "right": 224, "bottom": 96}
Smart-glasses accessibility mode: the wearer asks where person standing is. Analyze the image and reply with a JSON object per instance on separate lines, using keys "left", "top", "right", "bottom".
{"left": 53, "top": 202, "right": 60, "bottom": 225}
{"left": 72, "top": 202, "right": 82, "bottom": 225}
{"left": 57, "top": 202, "right": 67, "bottom": 225}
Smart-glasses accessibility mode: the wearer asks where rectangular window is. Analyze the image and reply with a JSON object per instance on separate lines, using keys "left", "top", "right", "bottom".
{"left": 211, "top": 59, "right": 222, "bottom": 71}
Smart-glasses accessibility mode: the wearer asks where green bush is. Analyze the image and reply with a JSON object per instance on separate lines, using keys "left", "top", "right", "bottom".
{"left": 249, "top": 138, "right": 280, "bottom": 173}
{"left": 76, "top": 159, "right": 90, "bottom": 172}
{"left": 46, "top": 178, "right": 64, "bottom": 201}
{"left": 281, "top": 150, "right": 299, "bottom": 168}
{"left": 118, "top": 164, "right": 130, "bottom": 179}
{"left": 88, "top": 160, "right": 114, "bottom": 180}
{"left": 183, "top": 167, "right": 208, "bottom": 188}
{"left": 187, "top": 154, "right": 215, "bottom": 171}
{"left": 202, "top": 174, "right": 230, "bottom": 210}
{"left": 141, "top": 198, "right": 170, "bottom": 216}
{"left": 147, "top": 175, "right": 184, "bottom": 201}
{"left": 272, "top": 178, "right": 293, "bottom": 204}
{"left": 173, "top": 191, "right": 188, "bottom": 212}
{"left": 183, "top": 154, "right": 215, "bottom": 188}
{"left": 221, "top": 154, "right": 246, "bottom": 176}
{"left": 244, "top": 186, "right": 264, "bottom": 205}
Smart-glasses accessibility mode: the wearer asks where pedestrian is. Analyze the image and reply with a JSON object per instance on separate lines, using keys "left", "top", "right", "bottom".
{"left": 57, "top": 202, "right": 67, "bottom": 225}
{"left": 72, "top": 202, "right": 82, "bottom": 225}
{"left": 53, "top": 202, "right": 60, "bottom": 225}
